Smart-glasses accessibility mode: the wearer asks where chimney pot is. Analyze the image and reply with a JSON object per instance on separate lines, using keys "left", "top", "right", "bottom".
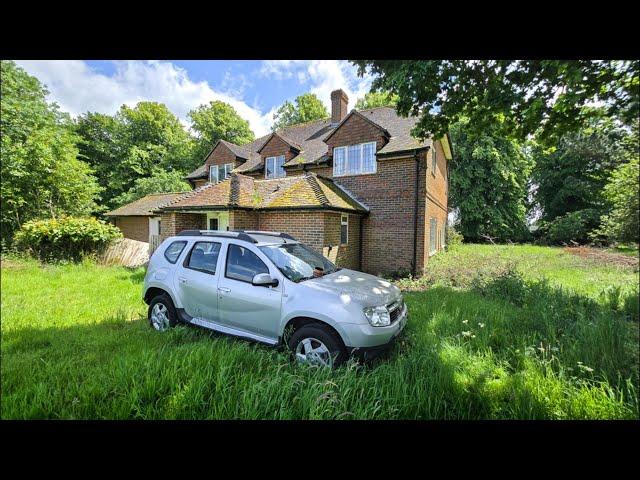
{"left": 330, "top": 89, "right": 349, "bottom": 125}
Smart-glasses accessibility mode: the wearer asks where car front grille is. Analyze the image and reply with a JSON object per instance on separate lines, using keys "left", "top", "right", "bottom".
{"left": 388, "top": 299, "right": 405, "bottom": 324}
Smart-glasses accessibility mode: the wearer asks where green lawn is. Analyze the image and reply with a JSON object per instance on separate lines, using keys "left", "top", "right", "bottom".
{"left": 1, "top": 245, "right": 638, "bottom": 419}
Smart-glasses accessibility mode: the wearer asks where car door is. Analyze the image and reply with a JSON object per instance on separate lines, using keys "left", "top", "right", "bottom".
{"left": 216, "top": 242, "right": 283, "bottom": 338}
{"left": 174, "top": 240, "right": 223, "bottom": 321}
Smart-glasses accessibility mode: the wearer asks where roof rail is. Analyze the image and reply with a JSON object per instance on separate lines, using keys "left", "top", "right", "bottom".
{"left": 240, "top": 230, "right": 296, "bottom": 241}
{"left": 176, "top": 230, "right": 257, "bottom": 243}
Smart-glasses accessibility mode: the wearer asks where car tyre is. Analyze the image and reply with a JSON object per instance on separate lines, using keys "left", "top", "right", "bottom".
{"left": 288, "top": 324, "right": 347, "bottom": 368}
{"left": 148, "top": 294, "right": 178, "bottom": 331}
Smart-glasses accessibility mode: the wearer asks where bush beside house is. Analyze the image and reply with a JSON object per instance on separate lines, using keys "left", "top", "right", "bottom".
{"left": 14, "top": 217, "right": 122, "bottom": 262}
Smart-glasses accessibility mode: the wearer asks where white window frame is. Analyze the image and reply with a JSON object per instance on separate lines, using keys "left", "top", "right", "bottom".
{"left": 332, "top": 141, "right": 377, "bottom": 177}
{"left": 429, "top": 218, "right": 437, "bottom": 256}
{"left": 340, "top": 214, "right": 349, "bottom": 245}
{"left": 265, "top": 155, "right": 286, "bottom": 179}
{"left": 209, "top": 165, "right": 219, "bottom": 184}
{"left": 209, "top": 163, "right": 234, "bottom": 184}
{"left": 431, "top": 147, "right": 437, "bottom": 177}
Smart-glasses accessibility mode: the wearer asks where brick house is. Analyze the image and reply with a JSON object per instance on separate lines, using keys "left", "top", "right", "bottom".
{"left": 107, "top": 89, "right": 453, "bottom": 276}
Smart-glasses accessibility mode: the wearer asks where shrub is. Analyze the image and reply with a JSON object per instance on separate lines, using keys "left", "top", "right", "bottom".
{"left": 538, "top": 209, "right": 600, "bottom": 245}
{"left": 446, "top": 227, "right": 464, "bottom": 250}
{"left": 14, "top": 216, "right": 122, "bottom": 262}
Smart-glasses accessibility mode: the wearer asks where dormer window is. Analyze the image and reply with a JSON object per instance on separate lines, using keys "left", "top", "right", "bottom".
{"left": 209, "top": 163, "right": 233, "bottom": 184}
{"left": 265, "top": 155, "right": 286, "bottom": 179}
{"left": 332, "top": 141, "right": 376, "bottom": 177}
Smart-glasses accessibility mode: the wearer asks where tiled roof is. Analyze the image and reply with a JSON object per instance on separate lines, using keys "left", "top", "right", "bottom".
{"left": 186, "top": 106, "right": 433, "bottom": 179}
{"left": 105, "top": 192, "right": 187, "bottom": 216}
{"left": 160, "top": 173, "right": 368, "bottom": 213}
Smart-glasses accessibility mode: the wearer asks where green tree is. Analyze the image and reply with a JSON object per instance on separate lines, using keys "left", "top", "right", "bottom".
{"left": 591, "top": 156, "right": 639, "bottom": 244}
{"left": 1, "top": 61, "right": 101, "bottom": 245}
{"left": 355, "top": 91, "right": 399, "bottom": 110}
{"left": 111, "top": 170, "right": 190, "bottom": 208}
{"left": 449, "top": 118, "right": 534, "bottom": 242}
{"left": 352, "top": 60, "right": 639, "bottom": 144}
{"left": 75, "top": 102, "right": 196, "bottom": 209}
{"left": 531, "top": 116, "right": 631, "bottom": 243}
{"left": 188, "top": 100, "right": 255, "bottom": 162}
{"left": 272, "top": 93, "right": 328, "bottom": 130}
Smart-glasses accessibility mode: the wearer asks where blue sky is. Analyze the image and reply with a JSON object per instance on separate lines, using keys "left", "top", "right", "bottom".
{"left": 16, "top": 60, "right": 373, "bottom": 136}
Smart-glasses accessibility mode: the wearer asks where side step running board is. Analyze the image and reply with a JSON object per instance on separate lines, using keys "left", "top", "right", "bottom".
{"left": 176, "top": 308, "right": 278, "bottom": 346}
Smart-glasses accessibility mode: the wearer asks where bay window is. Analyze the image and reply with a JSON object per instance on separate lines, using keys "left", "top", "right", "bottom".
{"left": 265, "top": 155, "right": 286, "bottom": 179}
{"left": 333, "top": 141, "right": 376, "bottom": 177}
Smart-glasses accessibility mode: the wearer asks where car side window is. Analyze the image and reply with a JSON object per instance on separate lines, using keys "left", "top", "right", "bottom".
{"left": 184, "top": 241, "right": 221, "bottom": 275}
{"left": 225, "top": 243, "right": 269, "bottom": 283}
{"left": 164, "top": 241, "right": 187, "bottom": 264}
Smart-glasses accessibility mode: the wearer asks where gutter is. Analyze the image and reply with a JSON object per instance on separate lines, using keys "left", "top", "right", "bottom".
{"left": 412, "top": 149, "right": 424, "bottom": 276}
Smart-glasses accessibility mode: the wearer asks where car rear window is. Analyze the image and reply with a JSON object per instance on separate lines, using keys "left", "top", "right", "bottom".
{"left": 164, "top": 241, "right": 187, "bottom": 264}
{"left": 185, "top": 241, "right": 221, "bottom": 275}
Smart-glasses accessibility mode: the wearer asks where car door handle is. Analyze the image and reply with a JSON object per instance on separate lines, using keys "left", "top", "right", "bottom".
{"left": 178, "top": 276, "right": 187, "bottom": 284}
{"left": 218, "top": 287, "right": 231, "bottom": 293}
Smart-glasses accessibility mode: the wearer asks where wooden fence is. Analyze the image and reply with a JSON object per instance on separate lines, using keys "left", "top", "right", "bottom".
{"left": 100, "top": 238, "right": 149, "bottom": 268}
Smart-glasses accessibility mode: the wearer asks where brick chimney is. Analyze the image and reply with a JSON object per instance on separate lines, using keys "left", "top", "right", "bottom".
{"left": 330, "top": 89, "right": 349, "bottom": 125}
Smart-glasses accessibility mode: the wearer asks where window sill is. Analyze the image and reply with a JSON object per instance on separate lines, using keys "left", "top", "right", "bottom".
{"left": 333, "top": 171, "right": 377, "bottom": 178}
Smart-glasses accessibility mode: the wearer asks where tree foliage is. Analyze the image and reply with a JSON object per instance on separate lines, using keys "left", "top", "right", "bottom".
{"left": 75, "top": 102, "right": 196, "bottom": 209}
{"left": 272, "top": 93, "right": 328, "bottom": 130}
{"left": 111, "top": 170, "right": 190, "bottom": 208}
{"left": 531, "top": 116, "right": 632, "bottom": 243}
{"left": 188, "top": 100, "right": 255, "bottom": 162}
{"left": 591, "top": 156, "right": 639, "bottom": 244}
{"left": 352, "top": 60, "right": 639, "bottom": 145}
{"left": 449, "top": 118, "right": 534, "bottom": 242}
{"left": 1, "top": 61, "right": 101, "bottom": 246}
{"left": 355, "top": 91, "right": 399, "bottom": 110}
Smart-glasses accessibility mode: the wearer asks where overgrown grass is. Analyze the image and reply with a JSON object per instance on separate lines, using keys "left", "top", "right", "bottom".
{"left": 1, "top": 245, "right": 638, "bottom": 419}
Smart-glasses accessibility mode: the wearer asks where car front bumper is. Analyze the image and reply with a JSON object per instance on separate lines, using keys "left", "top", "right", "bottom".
{"left": 343, "top": 302, "right": 408, "bottom": 354}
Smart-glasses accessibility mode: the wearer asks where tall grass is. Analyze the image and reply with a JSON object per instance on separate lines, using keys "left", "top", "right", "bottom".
{"left": 1, "top": 246, "right": 638, "bottom": 419}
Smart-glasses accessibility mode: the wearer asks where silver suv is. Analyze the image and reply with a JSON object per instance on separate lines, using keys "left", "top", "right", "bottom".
{"left": 143, "top": 230, "right": 407, "bottom": 367}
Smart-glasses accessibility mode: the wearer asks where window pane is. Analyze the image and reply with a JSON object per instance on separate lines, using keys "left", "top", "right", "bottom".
{"left": 347, "top": 144, "right": 360, "bottom": 175}
{"left": 276, "top": 155, "right": 286, "bottom": 177}
{"left": 210, "top": 165, "right": 219, "bottom": 183}
{"left": 265, "top": 157, "right": 274, "bottom": 178}
{"left": 188, "top": 241, "right": 221, "bottom": 274}
{"left": 226, "top": 244, "right": 269, "bottom": 283}
{"left": 333, "top": 147, "right": 346, "bottom": 176}
{"left": 164, "top": 241, "right": 186, "bottom": 264}
{"left": 432, "top": 149, "right": 437, "bottom": 174}
{"left": 362, "top": 142, "right": 376, "bottom": 173}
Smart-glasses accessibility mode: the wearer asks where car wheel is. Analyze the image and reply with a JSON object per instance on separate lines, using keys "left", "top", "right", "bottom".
{"left": 148, "top": 294, "right": 177, "bottom": 331}
{"left": 288, "top": 324, "right": 347, "bottom": 368}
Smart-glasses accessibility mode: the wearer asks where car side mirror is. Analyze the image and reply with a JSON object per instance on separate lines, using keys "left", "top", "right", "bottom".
{"left": 252, "top": 273, "right": 279, "bottom": 287}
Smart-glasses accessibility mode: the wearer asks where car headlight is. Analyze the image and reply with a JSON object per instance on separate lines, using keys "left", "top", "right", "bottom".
{"left": 363, "top": 305, "right": 391, "bottom": 327}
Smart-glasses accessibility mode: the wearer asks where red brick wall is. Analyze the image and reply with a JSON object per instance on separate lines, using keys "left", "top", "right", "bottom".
{"left": 325, "top": 113, "right": 388, "bottom": 154}
{"left": 424, "top": 140, "right": 449, "bottom": 262}
{"left": 257, "top": 211, "right": 325, "bottom": 253}
{"left": 159, "top": 212, "right": 206, "bottom": 241}
{"left": 258, "top": 135, "right": 297, "bottom": 163}
{"left": 204, "top": 142, "right": 241, "bottom": 169}
{"left": 114, "top": 216, "right": 149, "bottom": 243}
{"left": 230, "top": 210, "right": 259, "bottom": 230}
{"left": 323, "top": 212, "right": 360, "bottom": 270}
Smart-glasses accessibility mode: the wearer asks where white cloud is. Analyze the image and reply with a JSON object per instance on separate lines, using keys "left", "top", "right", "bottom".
{"left": 259, "top": 60, "right": 373, "bottom": 111}
{"left": 15, "top": 60, "right": 274, "bottom": 136}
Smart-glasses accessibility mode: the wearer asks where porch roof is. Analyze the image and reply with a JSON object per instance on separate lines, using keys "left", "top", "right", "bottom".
{"left": 105, "top": 192, "right": 187, "bottom": 217}
{"left": 157, "top": 172, "right": 368, "bottom": 214}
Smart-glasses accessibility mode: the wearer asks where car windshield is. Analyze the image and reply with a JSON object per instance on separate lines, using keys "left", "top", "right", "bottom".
{"left": 259, "top": 243, "right": 339, "bottom": 282}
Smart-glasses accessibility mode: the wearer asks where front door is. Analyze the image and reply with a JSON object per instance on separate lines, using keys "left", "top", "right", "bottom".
{"left": 216, "top": 242, "right": 282, "bottom": 338}
{"left": 206, "top": 212, "right": 229, "bottom": 231}
{"left": 174, "top": 240, "right": 222, "bottom": 321}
